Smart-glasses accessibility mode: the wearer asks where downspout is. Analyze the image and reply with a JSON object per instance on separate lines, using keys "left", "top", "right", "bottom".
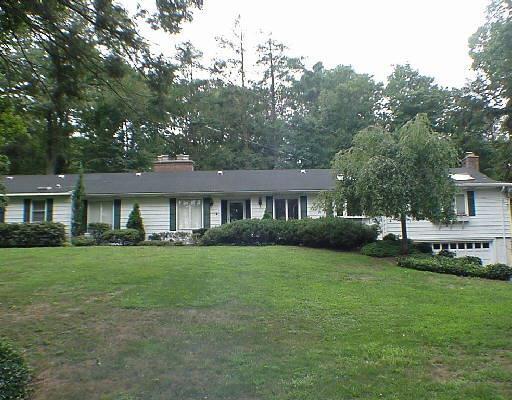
{"left": 500, "top": 186, "right": 510, "bottom": 266}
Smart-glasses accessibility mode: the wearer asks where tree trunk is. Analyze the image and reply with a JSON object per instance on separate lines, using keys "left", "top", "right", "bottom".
{"left": 400, "top": 213, "right": 409, "bottom": 255}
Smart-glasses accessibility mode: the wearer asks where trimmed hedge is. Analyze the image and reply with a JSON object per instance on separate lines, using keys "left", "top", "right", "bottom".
{"left": 0, "top": 338, "right": 31, "bottom": 400}
{"left": 71, "top": 235, "right": 96, "bottom": 247}
{"left": 0, "top": 223, "right": 66, "bottom": 248}
{"left": 201, "top": 218, "right": 378, "bottom": 250}
{"left": 361, "top": 240, "right": 432, "bottom": 258}
{"left": 398, "top": 256, "right": 512, "bottom": 280}
{"left": 87, "top": 223, "right": 111, "bottom": 243}
{"left": 102, "top": 229, "right": 141, "bottom": 246}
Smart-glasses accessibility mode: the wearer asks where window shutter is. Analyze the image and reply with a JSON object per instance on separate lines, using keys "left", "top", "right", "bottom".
{"left": 467, "top": 191, "right": 476, "bottom": 216}
{"left": 300, "top": 196, "right": 308, "bottom": 219}
{"left": 245, "top": 199, "right": 251, "bottom": 219}
{"left": 0, "top": 205, "right": 4, "bottom": 223}
{"left": 83, "top": 200, "right": 88, "bottom": 228}
{"left": 265, "top": 196, "right": 273, "bottom": 218}
{"left": 203, "top": 198, "right": 211, "bottom": 229}
{"left": 221, "top": 200, "right": 228, "bottom": 224}
{"left": 113, "top": 199, "right": 121, "bottom": 229}
{"left": 46, "top": 199, "right": 53, "bottom": 222}
{"left": 23, "top": 199, "right": 31, "bottom": 222}
{"left": 169, "top": 198, "right": 176, "bottom": 231}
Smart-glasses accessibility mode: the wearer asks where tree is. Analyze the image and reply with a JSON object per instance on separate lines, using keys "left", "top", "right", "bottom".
{"left": 126, "top": 203, "right": 145, "bottom": 241}
{"left": 384, "top": 64, "right": 451, "bottom": 132}
{"left": 71, "top": 169, "right": 86, "bottom": 237}
{"left": 328, "top": 114, "right": 456, "bottom": 254}
{"left": 0, "top": 0, "right": 202, "bottom": 173}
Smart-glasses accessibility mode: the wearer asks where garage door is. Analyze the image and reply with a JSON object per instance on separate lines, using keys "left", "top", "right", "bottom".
{"left": 430, "top": 241, "right": 493, "bottom": 265}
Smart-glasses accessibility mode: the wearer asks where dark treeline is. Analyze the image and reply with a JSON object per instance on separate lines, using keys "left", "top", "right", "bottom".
{"left": 0, "top": 0, "right": 511, "bottom": 181}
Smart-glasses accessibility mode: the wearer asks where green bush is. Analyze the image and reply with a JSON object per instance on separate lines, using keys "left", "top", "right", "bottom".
{"left": 201, "top": 218, "right": 378, "bottom": 250}
{"left": 0, "top": 223, "right": 66, "bottom": 248}
{"left": 361, "top": 240, "right": 431, "bottom": 258}
{"left": 137, "top": 240, "right": 175, "bottom": 246}
{"left": 71, "top": 235, "right": 96, "bottom": 247}
{"left": 437, "top": 249, "right": 456, "bottom": 258}
{"left": 126, "top": 203, "right": 145, "bottom": 241}
{"left": 397, "top": 256, "right": 512, "bottom": 280}
{"left": 382, "top": 233, "right": 398, "bottom": 241}
{"left": 87, "top": 223, "right": 111, "bottom": 243}
{"left": 0, "top": 338, "right": 31, "bottom": 400}
{"left": 102, "top": 229, "right": 141, "bottom": 246}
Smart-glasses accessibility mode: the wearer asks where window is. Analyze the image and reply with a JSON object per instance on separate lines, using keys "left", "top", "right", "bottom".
{"left": 275, "top": 199, "right": 287, "bottom": 220}
{"left": 458, "top": 243, "right": 465, "bottom": 249}
{"left": 475, "top": 243, "right": 481, "bottom": 249}
{"left": 32, "top": 200, "right": 46, "bottom": 222}
{"left": 288, "top": 199, "right": 299, "bottom": 220}
{"left": 274, "top": 198, "right": 300, "bottom": 220}
{"left": 466, "top": 242, "right": 473, "bottom": 249}
{"left": 178, "top": 199, "right": 202, "bottom": 230}
{"left": 482, "top": 242, "right": 490, "bottom": 249}
{"left": 442, "top": 243, "right": 449, "bottom": 250}
{"left": 450, "top": 243, "right": 457, "bottom": 250}
{"left": 433, "top": 243, "right": 441, "bottom": 250}
{"left": 88, "top": 201, "right": 113, "bottom": 225}
{"left": 455, "top": 193, "right": 467, "bottom": 216}
{"left": 228, "top": 201, "right": 244, "bottom": 222}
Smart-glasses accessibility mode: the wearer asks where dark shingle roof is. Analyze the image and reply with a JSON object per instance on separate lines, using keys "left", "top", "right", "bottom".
{"left": 2, "top": 169, "right": 335, "bottom": 195}
{"left": 1, "top": 167, "right": 500, "bottom": 196}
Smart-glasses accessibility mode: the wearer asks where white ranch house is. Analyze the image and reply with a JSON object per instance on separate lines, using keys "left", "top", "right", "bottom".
{"left": 2, "top": 153, "right": 511, "bottom": 265}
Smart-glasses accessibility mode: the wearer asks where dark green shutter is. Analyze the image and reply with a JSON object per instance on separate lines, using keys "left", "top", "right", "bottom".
{"left": 113, "top": 199, "right": 121, "bottom": 229}
{"left": 23, "top": 199, "right": 31, "bottom": 222}
{"left": 300, "top": 196, "right": 308, "bottom": 219}
{"left": 467, "top": 191, "right": 476, "bottom": 216}
{"left": 265, "top": 196, "right": 273, "bottom": 218}
{"left": 169, "top": 198, "right": 176, "bottom": 231}
{"left": 221, "top": 200, "right": 228, "bottom": 224}
{"left": 0, "top": 205, "right": 4, "bottom": 223}
{"left": 203, "top": 198, "right": 211, "bottom": 228}
{"left": 46, "top": 199, "right": 53, "bottom": 221}
{"left": 245, "top": 199, "right": 251, "bottom": 219}
{"left": 83, "top": 200, "right": 88, "bottom": 228}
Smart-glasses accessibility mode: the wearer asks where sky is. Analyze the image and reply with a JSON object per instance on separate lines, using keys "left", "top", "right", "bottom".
{"left": 135, "top": 0, "right": 490, "bottom": 88}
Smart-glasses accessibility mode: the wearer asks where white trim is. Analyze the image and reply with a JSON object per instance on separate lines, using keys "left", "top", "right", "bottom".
{"left": 7, "top": 192, "right": 72, "bottom": 197}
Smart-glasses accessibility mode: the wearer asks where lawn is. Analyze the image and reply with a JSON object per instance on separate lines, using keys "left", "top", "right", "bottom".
{"left": 1, "top": 246, "right": 512, "bottom": 400}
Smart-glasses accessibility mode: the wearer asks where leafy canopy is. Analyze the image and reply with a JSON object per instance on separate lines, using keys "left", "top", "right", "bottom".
{"left": 329, "top": 114, "right": 457, "bottom": 223}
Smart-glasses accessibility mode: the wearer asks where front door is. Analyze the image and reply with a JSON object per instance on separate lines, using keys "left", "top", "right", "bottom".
{"left": 229, "top": 201, "right": 244, "bottom": 222}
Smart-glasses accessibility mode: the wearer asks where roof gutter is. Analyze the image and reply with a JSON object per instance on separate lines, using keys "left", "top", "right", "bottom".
{"left": 456, "top": 183, "right": 512, "bottom": 188}
{"left": 6, "top": 192, "right": 72, "bottom": 197}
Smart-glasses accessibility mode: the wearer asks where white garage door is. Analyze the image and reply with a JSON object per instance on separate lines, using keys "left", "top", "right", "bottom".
{"left": 430, "top": 241, "right": 493, "bottom": 265}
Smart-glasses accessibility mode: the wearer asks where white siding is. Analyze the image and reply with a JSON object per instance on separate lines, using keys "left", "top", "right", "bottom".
{"left": 251, "top": 195, "right": 266, "bottom": 219}
{"left": 54, "top": 197, "right": 72, "bottom": 235}
{"left": 5, "top": 196, "right": 72, "bottom": 235}
{"left": 306, "top": 194, "right": 325, "bottom": 219}
{"left": 382, "top": 188, "right": 511, "bottom": 265}
{"left": 5, "top": 197, "right": 24, "bottom": 223}
{"left": 119, "top": 198, "right": 170, "bottom": 237}
{"left": 210, "top": 197, "right": 222, "bottom": 227}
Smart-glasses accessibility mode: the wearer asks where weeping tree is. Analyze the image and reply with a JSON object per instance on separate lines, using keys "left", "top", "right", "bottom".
{"left": 71, "top": 170, "right": 86, "bottom": 237}
{"left": 327, "top": 114, "right": 457, "bottom": 254}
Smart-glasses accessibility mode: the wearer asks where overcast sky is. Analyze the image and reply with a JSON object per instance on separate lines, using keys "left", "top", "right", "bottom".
{"left": 136, "top": 0, "right": 490, "bottom": 88}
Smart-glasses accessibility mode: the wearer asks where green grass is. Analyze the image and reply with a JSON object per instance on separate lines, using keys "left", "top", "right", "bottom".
{"left": 1, "top": 246, "right": 511, "bottom": 400}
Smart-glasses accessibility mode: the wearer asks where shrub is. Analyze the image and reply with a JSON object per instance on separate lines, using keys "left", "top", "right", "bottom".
{"left": 102, "top": 229, "right": 141, "bottom": 246}
{"left": 383, "top": 233, "right": 398, "bottom": 241}
{"left": 437, "top": 249, "right": 456, "bottom": 258}
{"left": 361, "top": 240, "right": 431, "bottom": 258}
{"left": 87, "top": 223, "right": 111, "bottom": 243}
{"left": 201, "top": 218, "right": 378, "bottom": 250}
{"left": 147, "top": 231, "right": 195, "bottom": 244}
{"left": 0, "top": 223, "right": 66, "bottom": 248}
{"left": 459, "top": 256, "right": 482, "bottom": 266}
{"left": 137, "top": 240, "right": 175, "bottom": 246}
{"left": 126, "top": 203, "right": 145, "bottom": 241}
{"left": 71, "top": 235, "right": 96, "bottom": 247}
{"left": 397, "top": 256, "right": 512, "bottom": 280}
{"left": 361, "top": 241, "right": 402, "bottom": 257}
{"left": 483, "top": 263, "right": 512, "bottom": 280}
{"left": 0, "top": 338, "right": 31, "bottom": 400}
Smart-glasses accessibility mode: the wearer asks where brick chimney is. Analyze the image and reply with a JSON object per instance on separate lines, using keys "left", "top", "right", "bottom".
{"left": 462, "top": 152, "right": 479, "bottom": 171}
{"left": 153, "top": 154, "right": 194, "bottom": 172}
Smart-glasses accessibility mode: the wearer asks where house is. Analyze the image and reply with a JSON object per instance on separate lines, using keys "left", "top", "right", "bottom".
{"left": 1, "top": 153, "right": 511, "bottom": 265}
